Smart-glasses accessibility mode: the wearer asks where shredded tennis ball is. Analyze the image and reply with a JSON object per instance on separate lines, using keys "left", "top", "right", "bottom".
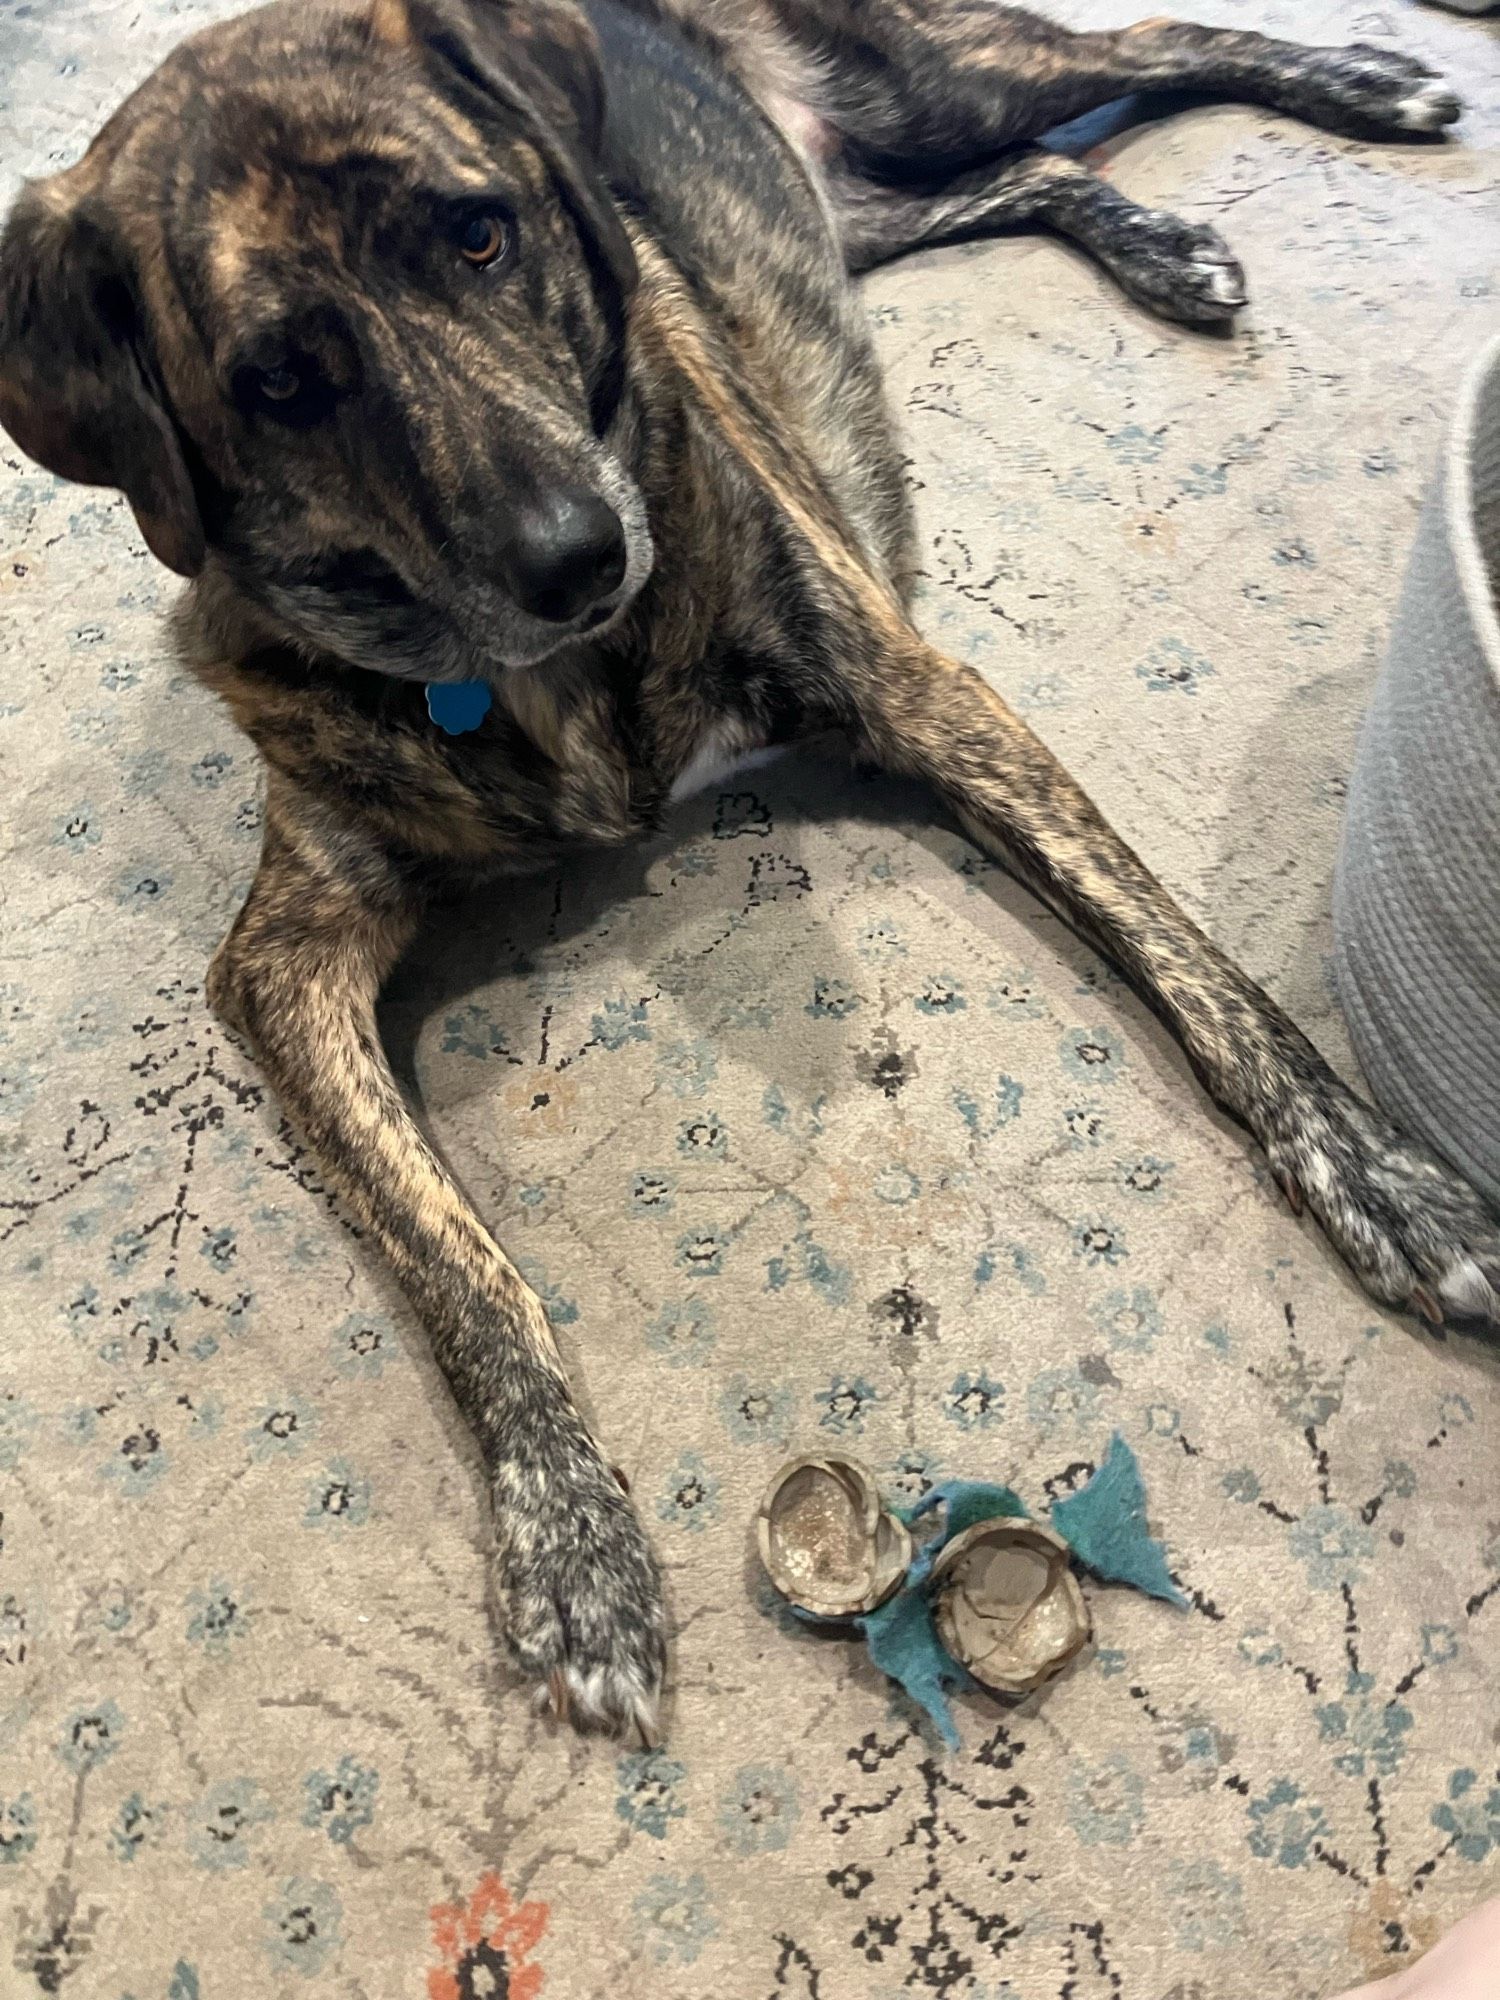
{"left": 757, "top": 1454, "right": 912, "bottom": 1619}
{"left": 930, "top": 1517, "right": 1091, "bottom": 1696}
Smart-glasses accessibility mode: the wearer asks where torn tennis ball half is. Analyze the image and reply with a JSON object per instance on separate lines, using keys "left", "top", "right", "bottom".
{"left": 930, "top": 1517, "right": 1092, "bottom": 1696}
{"left": 757, "top": 1453, "right": 913, "bottom": 1619}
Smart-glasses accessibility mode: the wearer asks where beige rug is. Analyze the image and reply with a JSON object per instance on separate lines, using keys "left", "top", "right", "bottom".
{"left": 2, "top": 2, "right": 1498, "bottom": 1995}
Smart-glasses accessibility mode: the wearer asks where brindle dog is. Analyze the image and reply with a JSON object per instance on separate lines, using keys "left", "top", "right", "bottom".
{"left": 1, "top": 0, "right": 1493, "bottom": 1739}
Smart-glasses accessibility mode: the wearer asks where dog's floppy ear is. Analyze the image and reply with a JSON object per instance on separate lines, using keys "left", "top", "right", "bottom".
{"left": 496, "top": 0, "right": 610, "bottom": 153}
{"left": 0, "top": 182, "right": 205, "bottom": 577}
{"left": 381, "top": 0, "right": 637, "bottom": 306}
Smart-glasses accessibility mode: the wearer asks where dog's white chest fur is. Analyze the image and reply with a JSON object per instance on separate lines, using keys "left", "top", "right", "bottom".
{"left": 668, "top": 725, "right": 785, "bottom": 802}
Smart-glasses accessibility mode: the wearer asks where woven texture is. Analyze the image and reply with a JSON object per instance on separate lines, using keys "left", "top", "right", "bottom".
{"left": 2, "top": 4, "right": 1499, "bottom": 1999}
{"left": 1334, "top": 335, "right": 1500, "bottom": 1205}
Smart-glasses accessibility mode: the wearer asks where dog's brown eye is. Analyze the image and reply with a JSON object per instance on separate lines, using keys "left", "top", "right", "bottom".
{"left": 236, "top": 353, "right": 336, "bottom": 428}
{"left": 458, "top": 213, "right": 509, "bottom": 268}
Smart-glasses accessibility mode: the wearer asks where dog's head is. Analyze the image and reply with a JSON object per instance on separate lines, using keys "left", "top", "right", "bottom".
{"left": 0, "top": 0, "right": 653, "bottom": 675}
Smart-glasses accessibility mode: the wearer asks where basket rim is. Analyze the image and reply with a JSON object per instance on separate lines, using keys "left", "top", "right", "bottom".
{"left": 1445, "top": 327, "right": 1500, "bottom": 696}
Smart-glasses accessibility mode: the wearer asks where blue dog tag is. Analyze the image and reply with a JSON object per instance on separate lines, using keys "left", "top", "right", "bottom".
{"left": 425, "top": 680, "right": 493, "bottom": 735}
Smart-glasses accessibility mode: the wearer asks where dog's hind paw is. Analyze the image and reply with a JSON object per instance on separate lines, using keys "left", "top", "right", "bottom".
{"left": 1297, "top": 47, "right": 1462, "bottom": 139}
{"left": 1109, "top": 215, "right": 1248, "bottom": 327}
{"left": 493, "top": 1449, "right": 668, "bottom": 1742}
{"left": 1266, "top": 1087, "right": 1500, "bottom": 1331}
{"left": 1392, "top": 79, "right": 1464, "bottom": 134}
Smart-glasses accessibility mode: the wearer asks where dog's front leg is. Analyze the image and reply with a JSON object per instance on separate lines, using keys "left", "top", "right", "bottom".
{"left": 209, "top": 796, "right": 666, "bottom": 1736}
{"left": 852, "top": 639, "right": 1500, "bottom": 1328}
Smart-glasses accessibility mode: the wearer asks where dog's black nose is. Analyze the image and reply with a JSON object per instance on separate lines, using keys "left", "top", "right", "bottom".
{"left": 498, "top": 489, "right": 627, "bottom": 625}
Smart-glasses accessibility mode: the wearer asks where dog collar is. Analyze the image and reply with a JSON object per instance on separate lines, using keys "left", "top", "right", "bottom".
{"left": 425, "top": 681, "right": 493, "bottom": 735}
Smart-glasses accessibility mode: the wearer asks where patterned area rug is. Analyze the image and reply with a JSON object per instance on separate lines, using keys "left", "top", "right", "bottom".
{"left": 3, "top": 3, "right": 1499, "bottom": 1996}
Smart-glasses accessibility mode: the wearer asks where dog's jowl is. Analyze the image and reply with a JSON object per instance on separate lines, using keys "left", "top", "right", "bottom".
{"left": 0, "top": 0, "right": 1492, "bottom": 1736}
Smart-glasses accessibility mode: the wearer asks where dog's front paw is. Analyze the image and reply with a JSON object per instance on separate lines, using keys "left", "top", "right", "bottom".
{"left": 1302, "top": 47, "right": 1462, "bottom": 138}
{"left": 492, "top": 1450, "right": 667, "bottom": 1741}
{"left": 1266, "top": 1087, "right": 1500, "bottom": 1328}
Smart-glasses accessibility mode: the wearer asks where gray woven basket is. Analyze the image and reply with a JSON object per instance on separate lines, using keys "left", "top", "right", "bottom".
{"left": 1334, "top": 330, "right": 1500, "bottom": 1205}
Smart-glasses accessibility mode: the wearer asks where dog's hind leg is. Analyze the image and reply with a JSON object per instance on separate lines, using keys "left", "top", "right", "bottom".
{"left": 1044, "top": 19, "right": 1462, "bottom": 142}
{"left": 208, "top": 798, "right": 666, "bottom": 1737}
{"left": 787, "top": 2, "right": 1460, "bottom": 179}
{"left": 836, "top": 147, "right": 1246, "bottom": 325}
{"left": 846, "top": 638, "right": 1500, "bottom": 1330}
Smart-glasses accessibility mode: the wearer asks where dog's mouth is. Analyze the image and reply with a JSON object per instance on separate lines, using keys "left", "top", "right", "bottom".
{"left": 438, "top": 561, "right": 646, "bottom": 677}
{"left": 246, "top": 539, "right": 650, "bottom": 682}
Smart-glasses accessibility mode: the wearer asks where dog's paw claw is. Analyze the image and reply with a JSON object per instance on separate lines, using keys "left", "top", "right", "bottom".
{"left": 1189, "top": 245, "right": 1249, "bottom": 314}
{"left": 1411, "top": 1283, "right": 1445, "bottom": 1328}
{"left": 535, "top": 1664, "right": 663, "bottom": 1749}
{"left": 495, "top": 1453, "right": 668, "bottom": 1740}
{"left": 1276, "top": 1171, "right": 1305, "bottom": 1217}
